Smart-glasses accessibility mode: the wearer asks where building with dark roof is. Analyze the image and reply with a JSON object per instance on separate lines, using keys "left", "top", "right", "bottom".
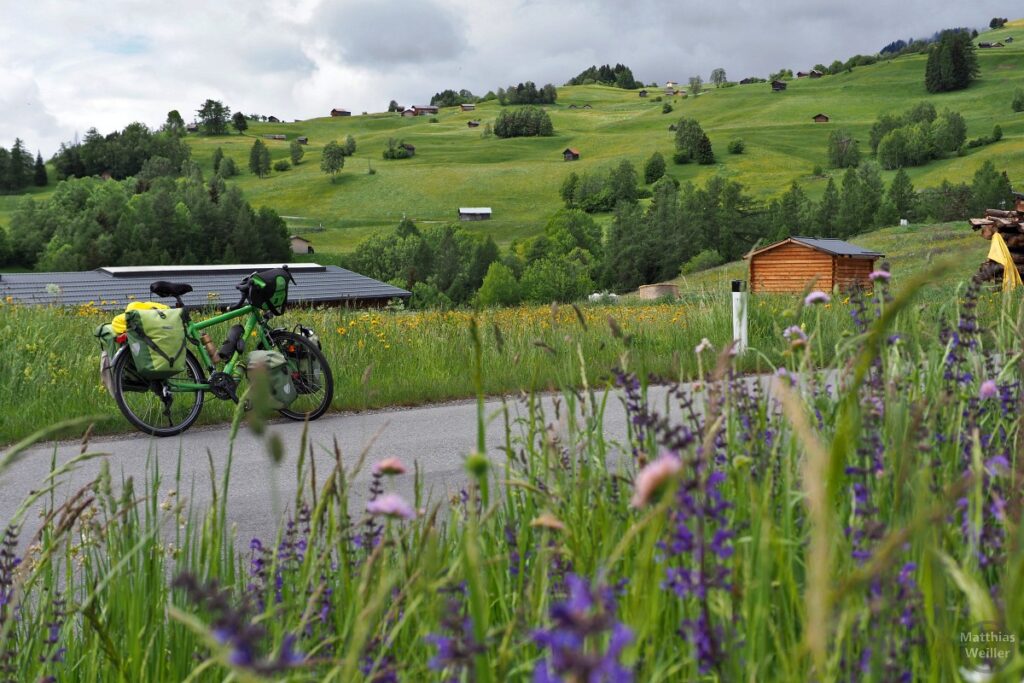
{"left": 0, "top": 263, "right": 410, "bottom": 310}
{"left": 812, "top": 113, "right": 830, "bottom": 123}
{"left": 563, "top": 148, "right": 580, "bottom": 161}
{"left": 745, "top": 237, "right": 883, "bottom": 293}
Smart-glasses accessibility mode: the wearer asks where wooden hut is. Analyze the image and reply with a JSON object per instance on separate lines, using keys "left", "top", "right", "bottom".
{"left": 563, "top": 148, "right": 580, "bottom": 161}
{"left": 771, "top": 80, "right": 787, "bottom": 92}
{"left": 812, "top": 113, "right": 830, "bottom": 123}
{"left": 745, "top": 237, "right": 883, "bottom": 293}
{"left": 330, "top": 109, "right": 351, "bottom": 117}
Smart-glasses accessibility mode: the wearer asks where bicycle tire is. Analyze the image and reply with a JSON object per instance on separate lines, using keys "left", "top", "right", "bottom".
{"left": 111, "top": 347, "right": 205, "bottom": 437}
{"left": 265, "top": 330, "right": 334, "bottom": 421}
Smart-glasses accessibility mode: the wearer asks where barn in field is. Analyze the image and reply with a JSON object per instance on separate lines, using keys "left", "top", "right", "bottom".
{"left": 771, "top": 80, "right": 788, "bottom": 92}
{"left": 458, "top": 207, "right": 492, "bottom": 221}
{"left": 745, "top": 237, "right": 883, "bottom": 293}
{"left": 812, "top": 113, "right": 830, "bottom": 123}
{"left": 330, "top": 109, "right": 351, "bottom": 117}
{"left": 563, "top": 148, "right": 580, "bottom": 161}
{"left": 460, "top": 103, "right": 476, "bottom": 111}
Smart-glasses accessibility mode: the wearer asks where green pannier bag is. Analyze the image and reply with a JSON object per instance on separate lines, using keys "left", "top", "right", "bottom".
{"left": 94, "top": 323, "right": 119, "bottom": 396}
{"left": 244, "top": 350, "right": 297, "bottom": 409}
{"left": 94, "top": 323, "right": 148, "bottom": 394}
{"left": 125, "top": 308, "right": 188, "bottom": 380}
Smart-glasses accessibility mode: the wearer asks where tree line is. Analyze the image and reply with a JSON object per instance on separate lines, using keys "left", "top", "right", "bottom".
{"left": 0, "top": 139, "right": 46, "bottom": 193}
{"left": 0, "top": 156, "right": 289, "bottom": 270}
{"left": 51, "top": 123, "right": 191, "bottom": 181}
{"left": 494, "top": 107, "right": 553, "bottom": 138}
{"left": 566, "top": 64, "right": 640, "bottom": 89}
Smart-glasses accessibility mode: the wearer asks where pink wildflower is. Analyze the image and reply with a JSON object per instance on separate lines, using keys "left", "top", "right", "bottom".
{"left": 979, "top": 380, "right": 999, "bottom": 400}
{"left": 631, "top": 454, "right": 683, "bottom": 508}
{"left": 373, "top": 457, "right": 407, "bottom": 476}
{"left": 366, "top": 493, "right": 416, "bottom": 520}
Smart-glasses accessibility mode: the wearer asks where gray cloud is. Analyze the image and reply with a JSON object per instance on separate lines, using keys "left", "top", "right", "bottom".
{"left": 315, "top": 0, "right": 467, "bottom": 66}
{"left": 0, "top": 0, "right": 1015, "bottom": 156}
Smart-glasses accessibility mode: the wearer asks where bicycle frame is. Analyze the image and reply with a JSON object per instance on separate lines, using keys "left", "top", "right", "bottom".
{"left": 166, "top": 305, "right": 276, "bottom": 393}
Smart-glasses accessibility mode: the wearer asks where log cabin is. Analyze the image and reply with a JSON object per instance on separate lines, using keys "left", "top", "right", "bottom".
{"left": 745, "top": 237, "right": 883, "bottom": 293}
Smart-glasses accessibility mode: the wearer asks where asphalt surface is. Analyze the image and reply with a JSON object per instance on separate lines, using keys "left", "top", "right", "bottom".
{"left": 2, "top": 386, "right": 686, "bottom": 546}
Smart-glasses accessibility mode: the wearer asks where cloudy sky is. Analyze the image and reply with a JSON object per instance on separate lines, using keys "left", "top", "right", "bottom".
{"left": 0, "top": 0, "right": 1012, "bottom": 156}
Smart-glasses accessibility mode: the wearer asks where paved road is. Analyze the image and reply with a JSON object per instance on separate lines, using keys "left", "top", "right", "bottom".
{"left": 2, "top": 386, "right": 686, "bottom": 546}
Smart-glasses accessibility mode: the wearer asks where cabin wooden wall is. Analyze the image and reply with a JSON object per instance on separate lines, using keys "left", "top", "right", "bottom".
{"left": 750, "top": 243, "right": 877, "bottom": 293}
{"left": 750, "top": 243, "right": 833, "bottom": 293}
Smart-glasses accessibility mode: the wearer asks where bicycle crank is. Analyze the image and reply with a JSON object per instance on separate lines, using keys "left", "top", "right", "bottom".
{"left": 207, "top": 371, "right": 240, "bottom": 403}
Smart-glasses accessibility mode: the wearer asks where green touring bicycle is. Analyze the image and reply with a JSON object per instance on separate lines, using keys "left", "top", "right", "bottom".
{"left": 99, "top": 266, "right": 334, "bottom": 437}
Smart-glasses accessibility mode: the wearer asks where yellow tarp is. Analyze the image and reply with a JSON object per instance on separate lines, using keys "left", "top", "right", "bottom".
{"left": 988, "top": 232, "right": 1023, "bottom": 292}
{"left": 111, "top": 301, "right": 169, "bottom": 334}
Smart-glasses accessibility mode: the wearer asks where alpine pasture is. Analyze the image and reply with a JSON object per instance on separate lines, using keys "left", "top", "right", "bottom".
{"left": 179, "top": 20, "right": 1024, "bottom": 252}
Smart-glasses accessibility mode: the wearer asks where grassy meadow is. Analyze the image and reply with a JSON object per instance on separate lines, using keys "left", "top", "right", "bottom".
{"left": 2, "top": 271, "right": 1024, "bottom": 680}
{"left": 0, "top": 217, "right": 1009, "bottom": 445}
{"left": 173, "top": 20, "right": 1024, "bottom": 253}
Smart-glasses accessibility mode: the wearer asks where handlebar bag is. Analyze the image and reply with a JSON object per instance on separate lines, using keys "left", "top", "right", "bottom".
{"left": 247, "top": 268, "right": 294, "bottom": 316}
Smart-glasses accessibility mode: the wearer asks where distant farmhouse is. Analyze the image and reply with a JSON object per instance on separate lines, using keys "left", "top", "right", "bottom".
{"left": 412, "top": 105, "right": 439, "bottom": 116}
{"left": 401, "top": 109, "right": 417, "bottom": 117}
{"left": 563, "top": 148, "right": 580, "bottom": 161}
{"left": 264, "top": 134, "right": 287, "bottom": 140}
{"left": 467, "top": 120, "right": 480, "bottom": 128}
{"left": 812, "top": 113, "right": 830, "bottom": 123}
{"left": 290, "top": 236, "right": 314, "bottom": 254}
{"left": 186, "top": 123, "right": 199, "bottom": 133}
{"left": 771, "top": 80, "right": 788, "bottom": 92}
{"left": 458, "top": 207, "right": 492, "bottom": 221}
{"left": 460, "top": 103, "right": 476, "bottom": 111}
{"left": 639, "top": 89, "right": 648, "bottom": 97}
{"left": 330, "top": 108, "right": 351, "bottom": 117}
{"left": 297, "top": 136, "right": 308, "bottom": 144}
{"left": 809, "top": 69, "right": 824, "bottom": 78}
{"left": 978, "top": 41, "right": 1005, "bottom": 48}
{"left": 400, "top": 143, "right": 416, "bottom": 156}
{"left": 267, "top": 116, "right": 280, "bottom": 123}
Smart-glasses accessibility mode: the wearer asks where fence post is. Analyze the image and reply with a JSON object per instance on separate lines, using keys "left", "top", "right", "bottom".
{"left": 732, "top": 279, "right": 748, "bottom": 354}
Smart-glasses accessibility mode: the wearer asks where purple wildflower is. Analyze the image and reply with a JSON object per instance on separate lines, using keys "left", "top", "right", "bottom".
{"left": 532, "top": 574, "right": 634, "bottom": 682}
{"left": 804, "top": 291, "right": 830, "bottom": 305}
{"left": 868, "top": 270, "right": 890, "bottom": 281}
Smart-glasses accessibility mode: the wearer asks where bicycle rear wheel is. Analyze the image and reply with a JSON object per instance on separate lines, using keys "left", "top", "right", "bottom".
{"left": 111, "top": 348, "right": 205, "bottom": 437}
{"left": 266, "top": 330, "right": 334, "bottom": 421}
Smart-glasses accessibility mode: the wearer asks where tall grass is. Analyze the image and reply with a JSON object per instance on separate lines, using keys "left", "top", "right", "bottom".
{"left": 0, "top": 287, "right": 1000, "bottom": 444}
{"left": 2, "top": 275, "right": 1024, "bottom": 680}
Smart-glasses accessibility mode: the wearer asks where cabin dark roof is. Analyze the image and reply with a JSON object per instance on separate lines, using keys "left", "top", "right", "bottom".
{"left": 746, "top": 237, "right": 883, "bottom": 259}
{"left": 0, "top": 263, "right": 410, "bottom": 310}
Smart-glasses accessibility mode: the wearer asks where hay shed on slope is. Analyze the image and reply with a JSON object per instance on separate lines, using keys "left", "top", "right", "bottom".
{"left": 745, "top": 237, "right": 883, "bottom": 293}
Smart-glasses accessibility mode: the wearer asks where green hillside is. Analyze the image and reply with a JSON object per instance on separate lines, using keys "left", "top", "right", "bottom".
{"left": 174, "top": 20, "right": 1024, "bottom": 254}
{"left": 3, "top": 22, "right": 1022, "bottom": 255}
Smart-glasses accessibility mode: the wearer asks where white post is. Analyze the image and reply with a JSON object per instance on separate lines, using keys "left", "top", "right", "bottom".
{"left": 731, "top": 279, "right": 748, "bottom": 354}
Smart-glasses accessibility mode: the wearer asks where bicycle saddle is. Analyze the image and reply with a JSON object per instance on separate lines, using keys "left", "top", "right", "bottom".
{"left": 150, "top": 281, "right": 194, "bottom": 298}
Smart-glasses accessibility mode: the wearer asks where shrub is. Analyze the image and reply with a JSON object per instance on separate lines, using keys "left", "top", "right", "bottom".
{"left": 662, "top": 102, "right": 673, "bottom": 114}
{"left": 673, "top": 150, "right": 690, "bottom": 165}
{"left": 680, "top": 249, "right": 724, "bottom": 275}
{"left": 1014, "top": 88, "right": 1024, "bottom": 113}
{"left": 273, "top": 159, "right": 290, "bottom": 172}
{"left": 493, "top": 107, "right": 553, "bottom": 138}
{"left": 812, "top": 164, "right": 824, "bottom": 176}
{"left": 476, "top": 262, "right": 521, "bottom": 306}
{"left": 727, "top": 139, "right": 745, "bottom": 154}
{"left": 429, "top": 117, "right": 439, "bottom": 123}
{"left": 219, "top": 157, "right": 238, "bottom": 177}
{"left": 643, "top": 152, "right": 666, "bottom": 183}
{"left": 992, "top": 124, "right": 1003, "bottom": 141}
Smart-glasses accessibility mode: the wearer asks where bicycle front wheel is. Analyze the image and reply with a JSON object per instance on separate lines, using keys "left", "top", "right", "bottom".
{"left": 266, "top": 330, "right": 334, "bottom": 421}
{"left": 111, "top": 348, "right": 205, "bottom": 437}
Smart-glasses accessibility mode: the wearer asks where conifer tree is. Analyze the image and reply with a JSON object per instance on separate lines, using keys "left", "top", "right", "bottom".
{"left": 33, "top": 152, "right": 47, "bottom": 187}
{"left": 887, "top": 168, "right": 916, "bottom": 221}
{"left": 816, "top": 177, "right": 840, "bottom": 237}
